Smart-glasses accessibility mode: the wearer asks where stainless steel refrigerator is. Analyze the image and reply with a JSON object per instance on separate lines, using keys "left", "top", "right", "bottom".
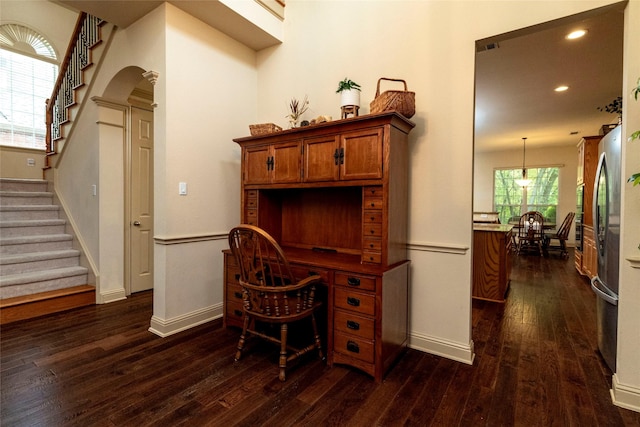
{"left": 591, "top": 125, "right": 621, "bottom": 372}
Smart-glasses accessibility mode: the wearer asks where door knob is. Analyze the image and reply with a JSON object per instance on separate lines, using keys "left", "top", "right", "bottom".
{"left": 133, "top": 221, "right": 141, "bottom": 226}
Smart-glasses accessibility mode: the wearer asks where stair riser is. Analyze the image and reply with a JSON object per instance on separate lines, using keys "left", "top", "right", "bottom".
{"left": 0, "top": 181, "right": 48, "bottom": 192}
{"left": 1, "top": 224, "right": 66, "bottom": 238}
{"left": 0, "top": 274, "right": 88, "bottom": 299}
{"left": 1, "top": 255, "right": 81, "bottom": 276}
{"left": 0, "top": 195, "right": 53, "bottom": 206}
{"left": 1, "top": 240, "right": 73, "bottom": 255}
{"left": 0, "top": 209, "right": 60, "bottom": 221}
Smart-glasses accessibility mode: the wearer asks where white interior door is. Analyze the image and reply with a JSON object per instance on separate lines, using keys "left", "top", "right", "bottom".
{"left": 130, "top": 107, "right": 154, "bottom": 293}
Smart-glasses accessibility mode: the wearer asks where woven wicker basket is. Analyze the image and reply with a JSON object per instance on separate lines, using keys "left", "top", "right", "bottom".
{"left": 369, "top": 78, "right": 415, "bottom": 119}
{"left": 249, "top": 123, "right": 282, "bottom": 136}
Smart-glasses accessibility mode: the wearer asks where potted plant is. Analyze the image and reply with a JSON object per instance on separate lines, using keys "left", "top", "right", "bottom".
{"left": 286, "top": 95, "right": 309, "bottom": 128}
{"left": 336, "top": 78, "right": 361, "bottom": 107}
{"left": 629, "top": 77, "right": 640, "bottom": 187}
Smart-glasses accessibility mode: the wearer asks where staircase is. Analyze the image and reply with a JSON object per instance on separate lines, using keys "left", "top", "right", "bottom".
{"left": 0, "top": 178, "right": 94, "bottom": 324}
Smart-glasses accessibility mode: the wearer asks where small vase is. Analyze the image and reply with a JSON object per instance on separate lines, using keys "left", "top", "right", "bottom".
{"left": 289, "top": 118, "right": 298, "bottom": 129}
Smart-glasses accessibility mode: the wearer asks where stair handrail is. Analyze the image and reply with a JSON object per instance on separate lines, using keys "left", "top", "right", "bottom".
{"left": 45, "top": 12, "right": 103, "bottom": 166}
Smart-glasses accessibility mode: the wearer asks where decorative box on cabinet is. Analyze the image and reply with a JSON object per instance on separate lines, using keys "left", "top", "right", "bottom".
{"left": 226, "top": 112, "right": 415, "bottom": 382}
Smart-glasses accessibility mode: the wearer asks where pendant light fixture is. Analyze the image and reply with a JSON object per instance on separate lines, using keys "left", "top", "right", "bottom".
{"left": 515, "top": 137, "right": 532, "bottom": 187}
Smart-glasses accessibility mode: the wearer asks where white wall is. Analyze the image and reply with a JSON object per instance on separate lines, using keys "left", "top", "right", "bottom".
{"left": 474, "top": 145, "right": 578, "bottom": 243}
{"left": 0, "top": 147, "right": 45, "bottom": 179}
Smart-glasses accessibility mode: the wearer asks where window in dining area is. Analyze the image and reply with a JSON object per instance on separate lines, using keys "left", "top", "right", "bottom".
{"left": 493, "top": 167, "right": 559, "bottom": 225}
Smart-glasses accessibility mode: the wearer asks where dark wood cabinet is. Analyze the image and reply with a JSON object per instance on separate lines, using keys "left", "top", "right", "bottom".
{"left": 225, "top": 112, "right": 414, "bottom": 381}
{"left": 575, "top": 135, "right": 600, "bottom": 278}
{"left": 472, "top": 224, "right": 513, "bottom": 303}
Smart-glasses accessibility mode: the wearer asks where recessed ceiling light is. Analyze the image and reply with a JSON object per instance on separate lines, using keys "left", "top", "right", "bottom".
{"left": 567, "top": 29, "right": 588, "bottom": 40}
{"left": 555, "top": 85, "right": 569, "bottom": 92}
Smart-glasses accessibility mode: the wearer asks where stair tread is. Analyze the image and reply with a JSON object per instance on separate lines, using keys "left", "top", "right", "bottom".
{"left": 0, "top": 249, "right": 80, "bottom": 265}
{"left": 0, "top": 205, "right": 59, "bottom": 211}
{"left": 0, "top": 284, "right": 94, "bottom": 308}
{"left": 0, "top": 191, "right": 53, "bottom": 196}
{"left": 0, "top": 219, "right": 66, "bottom": 227}
{"left": 0, "top": 234, "right": 73, "bottom": 245}
{"left": 0, "top": 266, "right": 88, "bottom": 287}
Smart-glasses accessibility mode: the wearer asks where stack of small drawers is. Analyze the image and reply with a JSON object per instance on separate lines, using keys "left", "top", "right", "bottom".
{"left": 244, "top": 190, "right": 258, "bottom": 226}
{"left": 362, "top": 186, "right": 383, "bottom": 264}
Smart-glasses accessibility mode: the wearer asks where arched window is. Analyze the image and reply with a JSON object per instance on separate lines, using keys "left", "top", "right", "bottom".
{"left": 0, "top": 24, "right": 58, "bottom": 150}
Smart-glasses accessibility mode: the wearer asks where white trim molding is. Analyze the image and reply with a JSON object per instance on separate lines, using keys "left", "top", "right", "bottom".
{"left": 409, "top": 332, "right": 475, "bottom": 365}
{"left": 149, "top": 303, "right": 223, "bottom": 337}
{"left": 611, "top": 374, "right": 640, "bottom": 413}
{"left": 407, "top": 241, "right": 470, "bottom": 255}
{"left": 154, "top": 232, "right": 228, "bottom": 245}
{"left": 99, "top": 286, "right": 126, "bottom": 304}
{"left": 626, "top": 256, "right": 640, "bottom": 269}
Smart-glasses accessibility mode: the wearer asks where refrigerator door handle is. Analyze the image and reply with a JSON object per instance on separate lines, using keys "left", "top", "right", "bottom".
{"left": 591, "top": 276, "right": 619, "bottom": 306}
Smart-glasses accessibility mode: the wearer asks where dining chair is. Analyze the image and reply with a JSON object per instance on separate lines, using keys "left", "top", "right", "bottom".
{"left": 517, "top": 211, "right": 545, "bottom": 256}
{"left": 546, "top": 212, "right": 575, "bottom": 258}
{"left": 228, "top": 225, "right": 323, "bottom": 381}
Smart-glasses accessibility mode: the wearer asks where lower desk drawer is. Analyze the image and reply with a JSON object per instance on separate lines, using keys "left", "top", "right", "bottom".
{"left": 334, "top": 309, "right": 374, "bottom": 340}
{"left": 225, "top": 300, "right": 244, "bottom": 327}
{"left": 226, "top": 283, "right": 244, "bottom": 304}
{"left": 334, "top": 287, "right": 375, "bottom": 316}
{"left": 334, "top": 331, "right": 374, "bottom": 364}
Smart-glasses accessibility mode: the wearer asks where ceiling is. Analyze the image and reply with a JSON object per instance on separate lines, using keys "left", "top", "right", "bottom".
{"left": 53, "top": 1, "right": 625, "bottom": 153}
{"left": 474, "top": 3, "right": 624, "bottom": 152}
{"left": 52, "top": 0, "right": 282, "bottom": 50}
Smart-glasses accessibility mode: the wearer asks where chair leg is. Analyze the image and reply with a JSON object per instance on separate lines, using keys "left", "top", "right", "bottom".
{"left": 235, "top": 314, "right": 250, "bottom": 362}
{"left": 311, "top": 313, "right": 324, "bottom": 360}
{"left": 279, "top": 323, "right": 288, "bottom": 381}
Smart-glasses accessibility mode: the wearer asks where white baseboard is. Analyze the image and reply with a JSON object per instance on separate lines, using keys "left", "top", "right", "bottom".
{"left": 409, "top": 332, "right": 475, "bottom": 365}
{"left": 148, "top": 303, "right": 223, "bottom": 337}
{"left": 611, "top": 374, "right": 640, "bottom": 413}
{"left": 99, "top": 287, "right": 126, "bottom": 304}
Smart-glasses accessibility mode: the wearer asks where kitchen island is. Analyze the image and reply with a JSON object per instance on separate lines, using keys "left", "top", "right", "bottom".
{"left": 473, "top": 223, "right": 513, "bottom": 302}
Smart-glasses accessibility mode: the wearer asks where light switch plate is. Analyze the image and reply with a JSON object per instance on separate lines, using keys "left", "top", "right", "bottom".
{"left": 179, "top": 182, "right": 187, "bottom": 195}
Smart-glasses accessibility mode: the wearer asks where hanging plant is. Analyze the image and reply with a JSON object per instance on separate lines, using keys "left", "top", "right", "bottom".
{"left": 597, "top": 96, "right": 623, "bottom": 115}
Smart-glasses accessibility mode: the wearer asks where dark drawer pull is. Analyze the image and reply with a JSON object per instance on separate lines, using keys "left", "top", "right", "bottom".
{"left": 370, "top": 229, "right": 375, "bottom": 234}
{"left": 370, "top": 216, "right": 375, "bottom": 221}
{"left": 347, "top": 320, "right": 360, "bottom": 330}
{"left": 347, "top": 277, "right": 360, "bottom": 287}
{"left": 234, "top": 274, "right": 240, "bottom": 281}
{"left": 370, "top": 202, "right": 375, "bottom": 207}
{"left": 233, "top": 309, "right": 243, "bottom": 317}
{"left": 234, "top": 292, "right": 243, "bottom": 299}
{"left": 347, "top": 341, "right": 360, "bottom": 353}
{"left": 347, "top": 297, "right": 360, "bottom": 307}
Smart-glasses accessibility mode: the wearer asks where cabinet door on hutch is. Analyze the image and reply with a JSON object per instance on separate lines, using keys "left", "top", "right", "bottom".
{"left": 303, "top": 135, "right": 340, "bottom": 182}
{"left": 244, "top": 141, "right": 301, "bottom": 184}
{"left": 341, "top": 128, "right": 383, "bottom": 181}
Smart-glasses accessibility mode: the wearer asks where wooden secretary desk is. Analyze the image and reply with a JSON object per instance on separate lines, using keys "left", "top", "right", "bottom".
{"left": 223, "top": 112, "right": 415, "bottom": 382}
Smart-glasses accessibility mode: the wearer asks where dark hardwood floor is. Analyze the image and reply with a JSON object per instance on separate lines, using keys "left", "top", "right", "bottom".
{"left": 2, "top": 250, "right": 639, "bottom": 426}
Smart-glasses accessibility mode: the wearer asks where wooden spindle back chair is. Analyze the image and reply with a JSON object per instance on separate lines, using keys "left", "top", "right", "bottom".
{"left": 517, "top": 211, "right": 545, "bottom": 256}
{"left": 546, "top": 212, "right": 575, "bottom": 258}
{"left": 228, "top": 225, "right": 323, "bottom": 381}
